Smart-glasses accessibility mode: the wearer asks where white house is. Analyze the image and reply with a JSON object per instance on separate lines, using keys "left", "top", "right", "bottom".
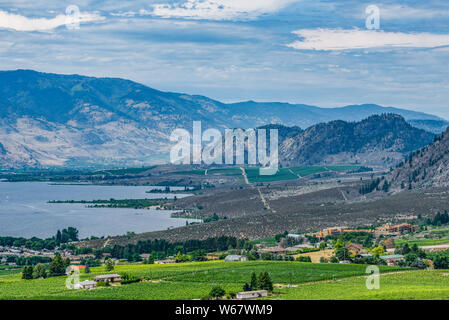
{"left": 74, "top": 280, "right": 97, "bottom": 290}
{"left": 236, "top": 290, "right": 268, "bottom": 300}
{"left": 224, "top": 255, "right": 248, "bottom": 262}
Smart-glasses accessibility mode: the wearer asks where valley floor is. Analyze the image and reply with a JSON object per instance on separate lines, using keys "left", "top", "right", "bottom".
{"left": 0, "top": 261, "right": 446, "bottom": 300}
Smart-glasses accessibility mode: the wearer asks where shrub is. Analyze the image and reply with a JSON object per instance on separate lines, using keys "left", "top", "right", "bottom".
{"left": 209, "top": 286, "right": 226, "bottom": 299}
{"left": 296, "top": 256, "right": 312, "bottom": 262}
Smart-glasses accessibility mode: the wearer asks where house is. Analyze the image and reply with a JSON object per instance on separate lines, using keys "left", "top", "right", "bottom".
{"left": 224, "top": 255, "right": 248, "bottom": 262}
{"left": 345, "top": 243, "right": 363, "bottom": 255}
{"left": 94, "top": 274, "right": 122, "bottom": 283}
{"left": 285, "top": 244, "right": 315, "bottom": 252}
{"left": 155, "top": 259, "right": 176, "bottom": 264}
{"left": 258, "top": 247, "right": 289, "bottom": 254}
{"left": 383, "top": 238, "right": 396, "bottom": 249}
{"left": 379, "top": 254, "right": 404, "bottom": 266}
{"left": 236, "top": 290, "right": 268, "bottom": 300}
{"left": 356, "top": 253, "right": 374, "bottom": 259}
{"left": 287, "top": 234, "right": 305, "bottom": 241}
{"left": 74, "top": 280, "right": 97, "bottom": 290}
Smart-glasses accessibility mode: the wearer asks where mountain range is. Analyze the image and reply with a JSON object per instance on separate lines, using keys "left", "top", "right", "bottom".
{"left": 0, "top": 69, "right": 446, "bottom": 169}
{"left": 278, "top": 114, "right": 436, "bottom": 167}
{"left": 383, "top": 126, "right": 449, "bottom": 190}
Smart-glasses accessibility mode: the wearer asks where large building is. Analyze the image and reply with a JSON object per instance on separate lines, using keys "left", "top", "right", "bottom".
{"left": 308, "top": 227, "right": 373, "bottom": 240}
{"left": 374, "top": 223, "right": 417, "bottom": 237}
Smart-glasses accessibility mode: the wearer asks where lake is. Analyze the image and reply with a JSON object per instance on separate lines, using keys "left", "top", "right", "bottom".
{"left": 0, "top": 182, "right": 198, "bottom": 239}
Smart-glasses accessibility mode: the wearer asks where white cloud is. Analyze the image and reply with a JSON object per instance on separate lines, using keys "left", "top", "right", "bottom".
{"left": 288, "top": 29, "right": 449, "bottom": 51}
{"left": 149, "top": 0, "right": 300, "bottom": 20}
{"left": 0, "top": 9, "right": 105, "bottom": 32}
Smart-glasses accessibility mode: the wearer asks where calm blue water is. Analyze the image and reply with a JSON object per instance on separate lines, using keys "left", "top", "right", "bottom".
{"left": 0, "top": 182, "right": 197, "bottom": 239}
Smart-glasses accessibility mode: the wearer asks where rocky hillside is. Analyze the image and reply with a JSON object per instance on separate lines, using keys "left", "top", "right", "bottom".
{"left": 280, "top": 114, "right": 436, "bottom": 167}
{"left": 384, "top": 127, "right": 449, "bottom": 190}
{"left": 0, "top": 69, "right": 444, "bottom": 168}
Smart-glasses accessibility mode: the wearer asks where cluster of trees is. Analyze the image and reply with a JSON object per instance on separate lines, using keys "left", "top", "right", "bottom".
{"left": 296, "top": 256, "right": 312, "bottom": 262}
{"left": 325, "top": 231, "right": 374, "bottom": 248}
{"left": 0, "top": 227, "right": 79, "bottom": 251}
{"left": 430, "top": 252, "right": 449, "bottom": 269}
{"left": 242, "top": 272, "right": 273, "bottom": 292}
{"left": 209, "top": 286, "right": 226, "bottom": 299}
{"left": 0, "top": 236, "right": 57, "bottom": 251}
{"left": 359, "top": 178, "right": 382, "bottom": 195}
{"left": 21, "top": 264, "right": 47, "bottom": 280}
{"left": 175, "top": 250, "right": 208, "bottom": 263}
{"left": 4, "top": 255, "right": 51, "bottom": 266}
{"left": 426, "top": 211, "right": 449, "bottom": 226}
{"left": 395, "top": 243, "right": 428, "bottom": 269}
{"left": 55, "top": 227, "right": 79, "bottom": 245}
{"left": 80, "top": 258, "right": 101, "bottom": 267}
{"left": 22, "top": 254, "right": 70, "bottom": 280}
{"left": 109, "top": 236, "right": 249, "bottom": 260}
{"left": 203, "top": 213, "right": 228, "bottom": 223}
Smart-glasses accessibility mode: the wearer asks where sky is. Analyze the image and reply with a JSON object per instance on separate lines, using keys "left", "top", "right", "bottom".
{"left": 1, "top": 0, "right": 449, "bottom": 119}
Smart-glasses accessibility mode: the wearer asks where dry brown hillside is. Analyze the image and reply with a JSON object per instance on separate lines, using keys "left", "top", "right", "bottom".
{"left": 385, "top": 127, "right": 449, "bottom": 190}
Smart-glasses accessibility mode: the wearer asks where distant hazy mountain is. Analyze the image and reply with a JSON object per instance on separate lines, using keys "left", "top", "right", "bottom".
{"left": 279, "top": 114, "right": 436, "bottom": 167}
{"left": 407, "top": 119, "right": 449, "bottom": 134}
{"left": 0, "top": 70, "right": 443, "bottom": 168}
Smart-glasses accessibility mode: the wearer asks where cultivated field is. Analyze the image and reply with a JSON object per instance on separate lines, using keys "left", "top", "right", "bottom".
{"left": 0, "top": 261, "right": 406, "bottom": 300}
{"left": 271, "top": 270, "right": 449, "bottom": 300}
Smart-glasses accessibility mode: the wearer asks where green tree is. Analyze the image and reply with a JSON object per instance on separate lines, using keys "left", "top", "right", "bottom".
{"left": 32, "top": 264, "right": 47, "bottom": 279}
{"left": 175, "top": 251, "right": 184, "bottom": 263}
{"left": 257, "top": 272, "right": 273, "bottom": 292}
{"left": 371, "top": 246, "right": 385, "bottom": 258}
{"left": 49, "top": 254, "right": 66, "bottom": 277}
{"left": 63, "top": 257, "right": 71, "bottom": 269}
{"left": 22, "top": 266, "right": 33, "bottom": 280}
{"left": 250, "top": 272, "right": 258, "bottom": 290}
{"left": 209, "top": 286, "right": 226, "bottom": 299}
{"left": 402, "top": 243, "right": 411, "bottom": 254}
{"left": 84, "top": 265, "right": 91, "bottom": 274}
{"left": 105, "top": 259, "right": 115, "bottom": 272}
{"left": 334, "top": 239, "right": 344, "bottom": 248}
{"left": 296, "top": 256, "right": 312, "bottom": 262}
{"left": 55, "top": 230, "right": 62, "bottom": 245}
{"left": 148, "top": 253, "right": 155, "bottom": 264}
{"left": 335, "top": 247, "right": 350, "bottom": 261}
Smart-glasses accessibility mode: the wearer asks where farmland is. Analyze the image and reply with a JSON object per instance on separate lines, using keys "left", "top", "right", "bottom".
{"left": 0, "top": 261, "right": 407, "bottom": 300}
{"left": 271, "top": 270, "right": 449, "bottom": 300}
{"left": 395, "top": 238, "right": 449, "bottom": 247}
{"left": 173, "top": 165, "right": 360, "bottom": 183}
